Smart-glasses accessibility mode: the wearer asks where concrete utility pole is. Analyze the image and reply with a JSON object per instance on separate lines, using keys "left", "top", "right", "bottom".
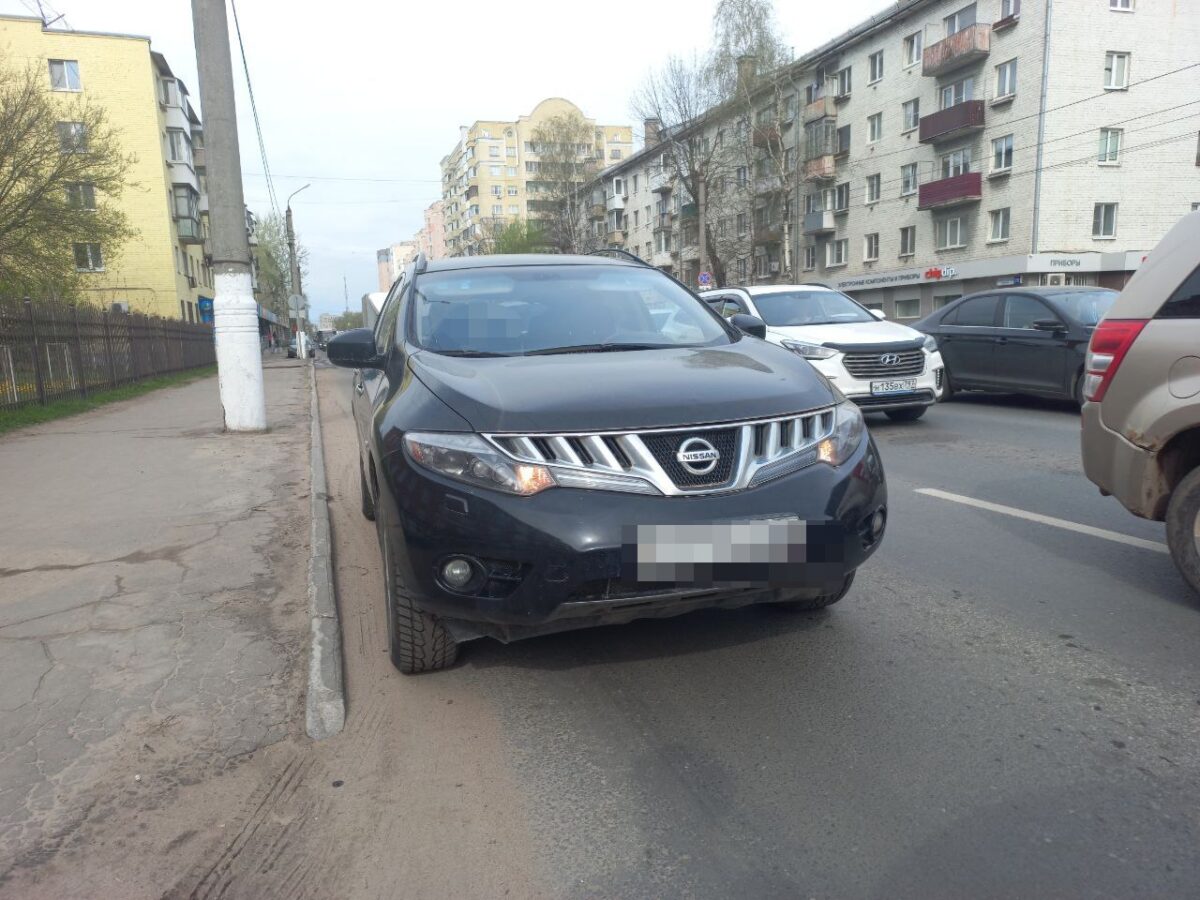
{"left": 192, "top": 0, "right": 265, "bottom": 431}
{"left": 697, "top": 164, "right": 708, "bottom": 287}
{"left": 286, "top": 184, "right": 310, "bottom": 357}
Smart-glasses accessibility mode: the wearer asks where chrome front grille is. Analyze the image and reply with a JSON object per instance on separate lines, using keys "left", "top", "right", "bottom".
{"left": 843, "top": 348, "right": 926, "bottom": 379}
{"left": 486, "top": 408, "right": 837, "bottom": 497}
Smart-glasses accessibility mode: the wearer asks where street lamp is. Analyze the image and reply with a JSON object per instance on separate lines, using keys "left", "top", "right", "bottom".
{"left": 285, "top": 184, "right": 311, "bottom": 356}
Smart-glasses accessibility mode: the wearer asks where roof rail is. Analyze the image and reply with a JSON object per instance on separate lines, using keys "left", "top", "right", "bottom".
{"left": 413, "top": 252, "right": 428, "bottom": 275}
{"left": 587, "top": 248, "right": 650, "bottom": 267}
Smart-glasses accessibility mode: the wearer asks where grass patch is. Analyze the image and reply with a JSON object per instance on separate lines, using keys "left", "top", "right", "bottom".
{"left": 0, "top": 365, "right": 217, "bottom": 436}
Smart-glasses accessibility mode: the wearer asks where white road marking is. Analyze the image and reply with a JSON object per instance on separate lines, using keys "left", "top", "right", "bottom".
{"left": 915, "top": 487, "right": 1169, "bottom": 554}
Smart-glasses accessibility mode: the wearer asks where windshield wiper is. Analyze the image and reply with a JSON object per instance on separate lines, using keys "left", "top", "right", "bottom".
{"left": 432, "top": 349, "right": 514, "bottom": 358}
{"left": 523, "top": 343, "right": 671, "bottom": 356}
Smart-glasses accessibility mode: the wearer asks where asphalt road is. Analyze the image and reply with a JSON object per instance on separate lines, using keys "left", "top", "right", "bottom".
{"left": 310, "top": 368, "right": 1200, "bottom": 899}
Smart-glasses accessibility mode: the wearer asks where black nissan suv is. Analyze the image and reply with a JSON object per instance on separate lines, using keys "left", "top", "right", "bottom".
{"left": 328, "top": 254, "right": 887, "bottom": 673}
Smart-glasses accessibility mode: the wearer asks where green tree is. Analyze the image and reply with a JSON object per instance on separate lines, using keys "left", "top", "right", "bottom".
{"left": 529, "top": 112, "right": 603, "bottom": 253}
{"left": 333, "top": 311, "right": 363, "bottom": 330}
{"left": 0, "top": 58, "right": 134, "bottom": 299}
{"left": 250, "top": 211, "right": 308, "bottom": 325}
{"left": 487, "top": 218, "right": 544, "bottom": 255}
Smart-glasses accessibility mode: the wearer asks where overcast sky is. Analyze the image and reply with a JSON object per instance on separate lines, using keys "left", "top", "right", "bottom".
{"left": 3, "top": 0, "right": 886, "bottom": 319}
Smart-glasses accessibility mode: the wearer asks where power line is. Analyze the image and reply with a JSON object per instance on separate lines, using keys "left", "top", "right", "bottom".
{"left": 229, "top": 0, "right": 280, "bottom": 219}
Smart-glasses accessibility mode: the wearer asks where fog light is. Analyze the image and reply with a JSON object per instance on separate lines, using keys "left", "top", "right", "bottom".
{"left": 441, "top": 557, "right": 474, "bottom": 589}
{"left": 870, "top": 510, "right": 886, "bottom": 538}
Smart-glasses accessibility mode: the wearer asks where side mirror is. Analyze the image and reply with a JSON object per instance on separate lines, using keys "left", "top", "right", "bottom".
{"left": 730, "top": 313, "right": 767, "bottom": 339}
{"left": 1032, "top": 318, "right": 1065, "bottom": 332}
{"left": 870, "top": 308, "right": 887, "bottom": 320}
{"left": 327, "top": 328, "right": 383, "bottom": 369}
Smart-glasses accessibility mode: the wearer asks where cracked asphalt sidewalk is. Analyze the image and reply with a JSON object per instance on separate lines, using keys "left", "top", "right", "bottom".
{"left": 0, "top": 359, "right": 312, "bottom": 890}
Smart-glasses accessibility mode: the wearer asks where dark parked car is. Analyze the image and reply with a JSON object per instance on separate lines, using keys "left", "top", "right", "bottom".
{"left": 327, "top": 254, "right": 888, "bottom": 673}
{"left": 913, "top": 287, "right": 1118, "bottom": 405}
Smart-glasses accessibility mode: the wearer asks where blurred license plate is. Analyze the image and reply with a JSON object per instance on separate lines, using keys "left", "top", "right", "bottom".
{"left": 623, "top": 518, "right": 809, "bottom": 584}
{"left": 871, "top": 378, "right": 917, "bottom": 395}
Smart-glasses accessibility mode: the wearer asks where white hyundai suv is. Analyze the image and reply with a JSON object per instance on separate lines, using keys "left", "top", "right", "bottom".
{"left": 700, "top": 284, "right": 946, "bottom": 421}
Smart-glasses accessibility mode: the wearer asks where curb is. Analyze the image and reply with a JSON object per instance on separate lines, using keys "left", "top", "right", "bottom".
{"left": 305, "top": 363, "right": 346, "bottom": 740}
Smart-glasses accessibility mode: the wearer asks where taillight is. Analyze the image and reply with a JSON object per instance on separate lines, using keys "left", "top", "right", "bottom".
{"left": 1083, "top": 319, "right": 1148, "bottom": 403}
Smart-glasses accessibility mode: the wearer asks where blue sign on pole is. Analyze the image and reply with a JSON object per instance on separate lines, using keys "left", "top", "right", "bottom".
{"left": 197, "top": 296, "right": 214, "bottom": 324}
{"left": 698, "top": 271, "right": 713, "bottom": 288}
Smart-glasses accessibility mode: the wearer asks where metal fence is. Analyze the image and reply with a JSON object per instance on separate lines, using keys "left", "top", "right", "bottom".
{"left": 0, "top": 297, "right": 216, "bottom": 409}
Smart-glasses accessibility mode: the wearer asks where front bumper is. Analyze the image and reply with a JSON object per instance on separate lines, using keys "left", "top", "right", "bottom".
{"left": 810, "top": 351, "right": 945, "bottom": 410}
{"left": 1081, "top": 402, "right": 1166, "bottom": 520}
{"left": 376, "top": 433, "right": 887, "bottom": 641}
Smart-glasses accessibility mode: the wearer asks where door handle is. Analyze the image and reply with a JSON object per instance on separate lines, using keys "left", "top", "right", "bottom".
{"left": 354, "top": 380, "right": 365, "bottom": 395}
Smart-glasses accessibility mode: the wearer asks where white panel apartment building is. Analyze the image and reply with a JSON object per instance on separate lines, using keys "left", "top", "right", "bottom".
{"left": 794, "top": 0, "right": 1199, "bottom": 319}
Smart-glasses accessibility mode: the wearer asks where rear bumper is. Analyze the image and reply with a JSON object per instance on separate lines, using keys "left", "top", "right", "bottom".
{"left": 1081, "top": 402, "right": 1165, "bottom": 520}
{"left": 376, "top": 434, "right": 887, "bottom": 641}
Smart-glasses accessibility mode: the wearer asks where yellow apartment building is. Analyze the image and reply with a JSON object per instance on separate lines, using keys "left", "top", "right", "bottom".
{"left": 0, "top": 15, "right": 212, "bottom": 320}
{"left": 439, "top": 98, "right": 633, "bottom": 256}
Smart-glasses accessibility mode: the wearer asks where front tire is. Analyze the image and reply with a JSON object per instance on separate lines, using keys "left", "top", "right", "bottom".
{"left": 1165, "top": 467, "right": 1200, "bottom": 597}
{"left": 771, "top": 572, "right": 855, "bottom": 612}
{"left": 381, "top": 523, "right": 459, "bottom": 674}
{"left": 885, "top": 405, "right": 928, "bottom": 422}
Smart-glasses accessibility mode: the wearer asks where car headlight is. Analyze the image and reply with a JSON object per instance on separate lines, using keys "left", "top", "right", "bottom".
{"left": 922, "top": 334, "right": 939, "bottom": 353}
{"left": 781, "top": 339, "right": 838, "bottom": 360}
{"left": 817, "top": 400, "right": 865, "bottom": 466}
{"left": 404, "top": 432, "right": 555, "bottom": 496}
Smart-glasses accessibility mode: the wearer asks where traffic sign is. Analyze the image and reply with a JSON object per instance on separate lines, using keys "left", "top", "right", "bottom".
{"left": 698, "top": 271, "right": 713, "bottom": 288}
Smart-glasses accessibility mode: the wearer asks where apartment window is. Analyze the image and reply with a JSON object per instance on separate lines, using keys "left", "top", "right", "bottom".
{"left": 737, "top": 258, "right": 748, "bottom": 280}
{"left": 864, "top": 232, "right": 880, "bottom": 261}
{"left": 508, "top": 205, "right": 519, "bottom": 215}
{"left": 940, "top": 77, "right": 974, "bottom": 109}
{"left": 632, "top": 210, "right": 640, "bottom": 227}
{"left": 942, "top": 148, "right": 971, "bottom": 178}
{"left": 989, "top": 207, "right": 1011, "bottom": 241}
{"left": 1093, "top": 202, "right": 1118, "bottom": 237}
{"left": 506, "top": 146, "right": 516, "bottom": 157}
{"left": 489, "top": 165, "right": 501, "bottom": 177}
{"left": 489, "top": 145, "right": 500, "bottom": 158}
{"left": 172, "top": 185, "right": 198, "bottom": 220}
{"left": 836, "top": 125, "right": 851, "bottom": 155}
{"left": 57, "top": 121, "right": 87, "bottom": 153}
{"left": 1000, "top": 0, "right": 1020, "bottom": 16}
{"left": 754, "top": 205, "right": 769, "bottom": 227}
{"left": 868, "top": 51, "right": 884, "bottom": 84}
{"left": 936, "top": 216, "right": 965, "bottom": 249}
{"left": 900, "top": 225, "right": 916, "bottom": 256}
{"left": 991, "top": 134, "right": 1014, "bottom": 171}
{"left": 613, "top": 177, "right": 625, "bottom": 195}
{"left": 611, "top": 149, "right": 622, "bottom": 159}
{"left": 896, "top": 298, "right": 921, "bottom": 318}
{"left": 1104, "top": 52, "right": 1130, "bottom": 89}
{"left": 902, "top": 98, "right": 920, "bottom": 131}
{"left": 868, "top": 113, "right": 882, "bottom": 143}
{"left": 506, "top": 166, "right": 517, "bottom": 177}
{"left": 944, "top": 3, "right": 977, "bottom": 37}
{"left": 803, "top": 245, "right": 817, "bottom": 270}
{"left": 1109, "top": 0, "right": 1133, "bottom": 9}
{"left": 866, "top": 174, "right": 881, "bottom": 203}
{"left": 158, "top": 77, "right": 177, "bottom": 106}
{"left": 827, "top": 238, "right": 849, "bottom": 266}
{"left": 645, "top": 242, "right": 652, "bottom": 258}
{"left": 73, "top": 242, "right": 103, "bottom": 271}
{"left": 632, "top": 175, "right": 639, "bottom": 192}
{"left": 490, "top": 185, "right": 502, "bottom": 196}
{"left": 490, "top": 204, "right": 502, "bottom": 216}
{"left": 736, "top": 166, "right": 748, "bottom": 186}
{"left": 784, "top": 147, "right": 795, "bottom": 171}
{"left": 995, "top": 59, "right": 1017, "bottom": 99}
{"left": 834, "top": 182, "right": 850, "bottom": 211}
{"left": 48, "top": 59, "right": 81, "bottom": 91}
{"left": 65, "top": 182, "right": 96, "bottom": 210}
{"left": 901, "top": 163, "right": 918, "bottom": 195}
{"left": 835, "top": 66, "right": 852, "bottom": 97}
{"left": 903, "top": 31, "right": 923, "bottom": 67}
{"left": 507, "top": 185, "right": 518, "bottom": 196}
{"left": 737, "top": 212, "right": 748, "bottom": 235}
{"left": 1098, "top": 128, "right": 1122, "bottom": 163}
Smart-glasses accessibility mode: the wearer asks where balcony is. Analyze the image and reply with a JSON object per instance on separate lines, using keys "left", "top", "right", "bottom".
{"left": 605, "top": 228, "right": 626, "bottom": 245}
{"left": 590, "top": 203, "right": 605, "bottom": 219}
{"left": 655, "top": 212, "right": 672, "bottom": 230}
{"left": 755, "top": 174, "right": 782, "bottom": 195}
{"left": 175, "top": 215, "right": 203, "bottom": 243}
{"left": 802, "top": 96, "right": 836, "bottom": 124}
{"left": 803, "top": 210, "right": 836, "bottom": 234}
{"left": 651, "top": 249, "right": 674, "bottom": 268}
{"left": 803, "top": 156, "right": 836, "bottom": 182}
{"left": 649, "top": 169, "right": 673, "bottom": 193}
{"left": 917, "top": 171, "right": 983, "bottom": 210}
{"left": 198, "top": 193, "right": 209, "bottom": 213}
{"left": 192, "top": 146, "right": 206, "bottom": 170}
{"left": 606, "top": 193, "right": 625, "bottom": 212}
{"left": 919, "top": 99, "right": 986, "bottom": 143}
{"left": 752, "top": 125, "right": 782, "bottom": 151}
{"left": 465, "top": 185, "right": 478, "bottom": 200}
{"left": 754, "top": 224, "right": 783, "bottom": 245}
{"left": 922, "top": 24, "right": 991, "bottom": 77}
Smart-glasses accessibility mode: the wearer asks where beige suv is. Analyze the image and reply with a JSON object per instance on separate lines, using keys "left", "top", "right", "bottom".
{"left": 1081, "top": 211, "right": 1200, "bottom": 595}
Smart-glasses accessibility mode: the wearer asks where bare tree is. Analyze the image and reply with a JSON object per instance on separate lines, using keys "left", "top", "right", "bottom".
{"left": 0, "top": 60, "right": 134, "bottom": 298}
{"left": 529, "top": 112, "right": 603, "bottom": 253}
{"left": 251, "top": 211, "right": 307, "bottom": 323}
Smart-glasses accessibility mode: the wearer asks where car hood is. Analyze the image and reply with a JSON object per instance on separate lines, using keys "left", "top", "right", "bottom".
{"left": 765, "top": 319, "right": 924, "bottom": 350}
{"left": 408, "top": 341, "right": 835, "bottom": 433}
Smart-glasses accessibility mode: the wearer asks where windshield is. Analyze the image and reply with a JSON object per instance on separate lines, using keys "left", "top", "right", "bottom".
{"left": 412, "top": 265, "right": 730, "bottom": 355}
{"left": 1053, "top": 290, "right": 1118, "bottom": 326}
{"left": 750, "top": 290, "right": 876, "bottom": 327}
